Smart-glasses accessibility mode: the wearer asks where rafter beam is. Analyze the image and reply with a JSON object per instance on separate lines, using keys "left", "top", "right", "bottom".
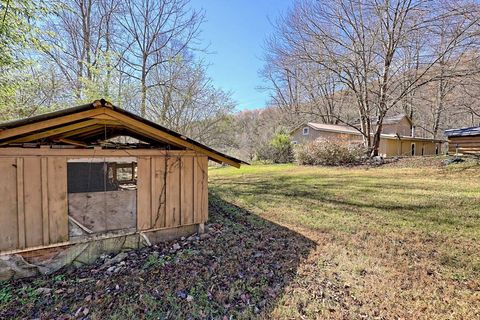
{"left": 103, "top": 109, "right": 241, "bottom": 168}
{"left": 0, "top": 108, "right": 107, "bottom": 141}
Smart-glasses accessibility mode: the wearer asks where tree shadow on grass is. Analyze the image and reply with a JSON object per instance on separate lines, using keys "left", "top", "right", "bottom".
{"left": 0, "top": 194, "right": 316, "bottom": 319}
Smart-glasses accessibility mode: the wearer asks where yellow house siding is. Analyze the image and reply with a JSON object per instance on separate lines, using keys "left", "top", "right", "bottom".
{"left": 291, "top": 125, "right": 442, "bottom": 157}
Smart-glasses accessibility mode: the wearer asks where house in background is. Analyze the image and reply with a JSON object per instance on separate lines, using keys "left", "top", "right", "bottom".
{"left": 0, "top": 99, "right": 245, "bottom": 280}
{"left": 291, "top": 114, "right": 445, "bottom": 157}
{"left": 444, "top": 126, "right": 480, "bottom": 155}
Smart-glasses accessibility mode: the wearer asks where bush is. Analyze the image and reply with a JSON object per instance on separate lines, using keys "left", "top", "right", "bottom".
{"left": 257, "top": 132, "right": 294, "bottom": 163}
{"left": 294, "top": 139, "right": 366, "bottom": 166}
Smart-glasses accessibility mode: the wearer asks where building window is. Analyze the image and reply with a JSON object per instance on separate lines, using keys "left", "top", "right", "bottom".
{"left": 302, "top": 127, "right": 309, "bottom": 135}
{"left": 421, "top": 145, "right": 424, "bottom": 156}
{"left": 435, "top": 145, "right": 439, "bottom": 155}
{"left": 411, "top": 143, "right": 416, "bottom": 156}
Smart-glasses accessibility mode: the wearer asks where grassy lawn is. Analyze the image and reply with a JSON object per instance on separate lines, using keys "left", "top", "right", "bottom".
{"left": 1, "top": 158, "right": 478, "bottom": 319}
{"left": 209, "top": 159, "right": 480, "bottom": 319}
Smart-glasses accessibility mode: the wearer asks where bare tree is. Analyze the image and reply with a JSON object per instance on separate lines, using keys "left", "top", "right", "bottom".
{"left": 41, "top": 0, "right": 122, "bottom": 100}
{"left": 265, "top": 0, "right": 480, "bottom": 156}
{"left": 118, "top": 0, "right": 203, "bottom": 116}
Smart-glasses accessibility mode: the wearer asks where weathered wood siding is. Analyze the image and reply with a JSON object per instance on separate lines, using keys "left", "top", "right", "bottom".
{"left": 137, "top": 155, "right": 208, "bottom": 231}
{"left": 0, "top": 151, "right": 208, "bottom": 253}
{"left": 448, "top": 136, "right": 480, "bottom": 154}
{"left": 0, "top": 156, "right": 68, "bottom": 251}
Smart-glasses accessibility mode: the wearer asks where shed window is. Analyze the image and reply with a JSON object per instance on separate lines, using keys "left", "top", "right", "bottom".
{"left": 303, "top": 127, "right": 309, "bottom": 135}
{"left": 67, "top": 158, "right": 138, "bottom": 240}
{"left": 411, "top": 143, "right": 416, "bottom": 156}
{"left": 435, "top": 145, "right": 439, "bottom": 155}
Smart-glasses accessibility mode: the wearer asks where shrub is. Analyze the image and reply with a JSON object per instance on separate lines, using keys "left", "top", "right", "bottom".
{"left": 294, "top": 139, "right": 366, "bottom": 166}
{"left": 257, "top": 132, "right": 294, "bottom": 163}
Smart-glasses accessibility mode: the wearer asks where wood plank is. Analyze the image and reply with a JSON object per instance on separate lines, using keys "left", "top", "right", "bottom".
{"left": 56, "top": 125, "right": 105, "bottom": 139}
{"left": 104, "top": 109, "right": 241, "bottom": 168}
{"left": 193, "top": 156, "right": 208, "bottom": 224}
{"left": 16, "top": 158, "right": 26, "bottom": 249}
{"left": 199, "top": 157, "right": 209, "bottom": 223}
{"left": 0, "top": 108, "right": 106, "bottom": 141}
{"left": 0, "top": 158, "right": 19, "bottom": 251}
{"left": 47, "top": 157, "right": 68, "bottom": 244}
{"left": 53, "top": 138, "right": 88, "bottom": 147}
{"left": 1, "top": 119, "right": 100, "bottom": 145}
{"left": 24, "top": 157, "right": 46, "bottom": 247}
{"left": 41, "top": 157, "right": 49, "bottom": 245}
{"left": 68, "top": 190, "right": 136, "bottom": 234}
{"left": 137, "top": 157, "right": 152, "bottom": 230}
{"left": 0, "top": 148, "right": 197, "bottom": 157}
{"left": 166, "top": 157, "right": 181, "bottom": 227}
{"left": 181, "top": 157, "right": 194, "bottom": 225}
{"left": 153, "top": 156, "right": 167, "bottom": 228}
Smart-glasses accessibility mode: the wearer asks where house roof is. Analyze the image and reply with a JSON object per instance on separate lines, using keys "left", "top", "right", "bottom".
{"left": 444, "top": 126, "right": 480, "bottom": 137}
{"left": 380, "top": 114, "right": 412, "bottom": 125}
{"left": 307, "top": 123, "right": 361, "bottom": 134}
{"left": 293, "top": 122, "right": 444, "bottom": 142}
{"left": 0, "top": 99, "right": 246, "bottom": 168}
{"left": 298, "top": 122, "right": 362, "bottom": 135}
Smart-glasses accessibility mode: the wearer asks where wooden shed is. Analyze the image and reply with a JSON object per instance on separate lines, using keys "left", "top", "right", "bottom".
{"left": 445, "top": 126, "right": 480, "bottom": 155}
{"left": 0, "top": 99, "right": 244, "bottom": 280}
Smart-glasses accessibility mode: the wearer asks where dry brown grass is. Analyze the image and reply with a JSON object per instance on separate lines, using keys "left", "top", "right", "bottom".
{"left": 210, "top": 158, "right": 480, "bottom": 319}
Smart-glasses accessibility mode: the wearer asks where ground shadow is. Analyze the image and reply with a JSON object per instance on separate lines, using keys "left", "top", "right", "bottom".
{"left": 0, "top": 194, "right": 316, "bottom": 319}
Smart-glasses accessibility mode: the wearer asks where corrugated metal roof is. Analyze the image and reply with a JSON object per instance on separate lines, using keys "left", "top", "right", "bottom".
{"left": 307, "top": 123, "right": 361, "bottom": 134}
{"left": 444, "top": 126, "right": 480, "bottom": 137}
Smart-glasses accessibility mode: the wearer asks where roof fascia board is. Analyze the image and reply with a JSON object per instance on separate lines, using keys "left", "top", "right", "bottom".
{"left": 0, "top": 108, "right": 106, "bottom": 141}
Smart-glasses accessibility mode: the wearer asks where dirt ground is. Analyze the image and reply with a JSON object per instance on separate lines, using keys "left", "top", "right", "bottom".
{"left": 0, "top": 197, "right": 316, "bottom": 319}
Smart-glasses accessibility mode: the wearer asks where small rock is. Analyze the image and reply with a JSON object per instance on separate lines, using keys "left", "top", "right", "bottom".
{"left": 177, "top": 290, "right": 187, "bottom": 299}
{"left": 115, "top": 284, "right": 120, "bottom": 290}
{"left": 199, "top": 233, "right": 210, "bottom": 240}
{"left": 172, "top": 243, "right": 181, "bottom": 251}
{"left": 106, "top": 266, "right": 116, "bottom": 273}
{"left": 181, "top": 236, "right": 186, "bottom": 241}
{"left": 35, "top": 287, "right": 52, "bottom": 295}
{"left": 84, "top": 295, "right": 92, "bottom": 302}
{"left": 186, "top": 295, "right": 193, "bottom": 302}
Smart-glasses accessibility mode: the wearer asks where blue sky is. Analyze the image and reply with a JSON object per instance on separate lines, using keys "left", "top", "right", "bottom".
{"left": 190, "top": 0, "right": 293, "bottom": 111}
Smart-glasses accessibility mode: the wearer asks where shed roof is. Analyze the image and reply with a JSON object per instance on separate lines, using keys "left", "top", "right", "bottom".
{"left": 0, "top": 99, "right": 246, "bottom": 168}
{"left": 444, "top": 126, "right": 480, "bottom": 137}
